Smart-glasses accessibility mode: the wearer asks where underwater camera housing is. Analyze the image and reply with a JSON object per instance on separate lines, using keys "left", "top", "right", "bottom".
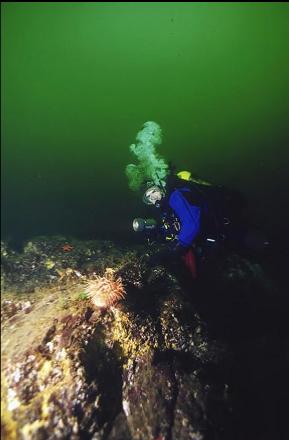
{"left": 133, "top": 218, "right": 157, "bottom": 232}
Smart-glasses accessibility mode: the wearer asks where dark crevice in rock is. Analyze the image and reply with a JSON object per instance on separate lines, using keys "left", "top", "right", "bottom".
{"left": 79, "top": 326, "right": 124, "bottom": 438}
{"left": 152, "top": 351, "right": 179, "bottom": 440}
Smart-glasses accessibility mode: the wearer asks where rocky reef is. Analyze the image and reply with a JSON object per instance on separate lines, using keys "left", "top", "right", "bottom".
{"left": 1, "top": 237, "right": 288, "bottom": 440}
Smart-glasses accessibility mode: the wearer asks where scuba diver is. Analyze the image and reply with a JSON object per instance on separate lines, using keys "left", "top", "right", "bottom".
{"left": 133, "top": 170, "right": 250, "bottom": 279}
{"left": 126, "top": 121, "right": 269, "bottom": 279}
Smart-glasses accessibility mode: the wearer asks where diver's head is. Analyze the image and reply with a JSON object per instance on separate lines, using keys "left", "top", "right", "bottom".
{"left": 143, "top": 185, "right": 164, "bottom": 206}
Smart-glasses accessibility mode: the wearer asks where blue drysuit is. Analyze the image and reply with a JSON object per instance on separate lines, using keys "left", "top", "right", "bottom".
{"left": 168, "top": 188, "right": 201, "bottom": 248}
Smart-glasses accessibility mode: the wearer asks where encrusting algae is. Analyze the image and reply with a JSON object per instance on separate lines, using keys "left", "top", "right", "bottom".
{"left": 108, "top": 308, "right": 160, "bottom": 366}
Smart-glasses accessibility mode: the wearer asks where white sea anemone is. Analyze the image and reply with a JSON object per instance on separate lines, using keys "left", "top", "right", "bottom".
{"left": 84, "top": 268, "right": 126, "bottom": 309}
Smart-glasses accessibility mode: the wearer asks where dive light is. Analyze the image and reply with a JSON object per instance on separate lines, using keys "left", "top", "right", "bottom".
{"left": 133, "top": 218, "right": 157, "bottom": 232}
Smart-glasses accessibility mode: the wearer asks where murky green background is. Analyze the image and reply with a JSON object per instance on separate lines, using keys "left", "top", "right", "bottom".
{"left": 2, "top": 3, "right": 289, "bottom": 244}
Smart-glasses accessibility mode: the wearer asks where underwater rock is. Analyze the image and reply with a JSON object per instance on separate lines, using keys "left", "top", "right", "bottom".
{"left": 1, "top": 295, "right": 121, "bottom": 439}
{"left": 112, "top": 290, "right": 230, "bottom": 440}
{"left": 0, "top": 236, "right": 134, "bottom": 293}
{"left": 121, "top": 353, "right": 176, "bottom": 440}
{"left": 1, "top": 237, "right": 288, "bottom": 439}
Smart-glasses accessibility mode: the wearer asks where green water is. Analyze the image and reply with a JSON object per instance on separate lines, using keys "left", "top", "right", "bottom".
{"left": 2, "top": 2, "right": 289, "bottom": 243}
